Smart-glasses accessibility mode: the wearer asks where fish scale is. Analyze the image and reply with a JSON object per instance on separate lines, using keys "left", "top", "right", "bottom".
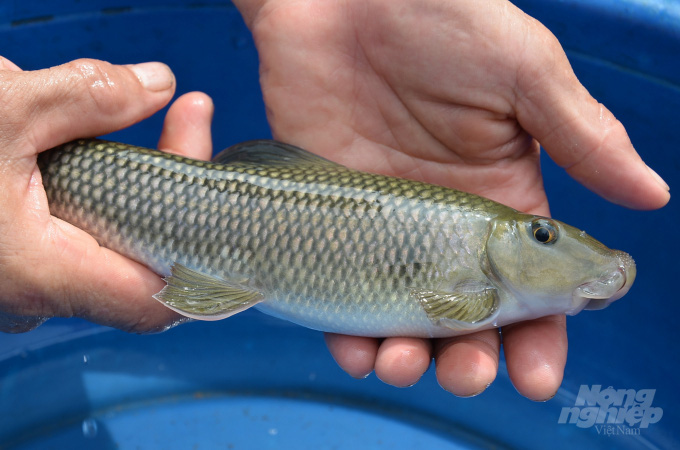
{"left": 37, "top": 139, "right": 636, "bottom": 337}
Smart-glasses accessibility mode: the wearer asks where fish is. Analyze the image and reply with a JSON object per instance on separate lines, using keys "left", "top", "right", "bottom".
{"left": 37, "top": 139, "right": 636, "bottom": 338}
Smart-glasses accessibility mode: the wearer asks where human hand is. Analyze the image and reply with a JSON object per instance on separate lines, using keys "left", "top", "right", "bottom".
{"left": 233, "top": 0, "right": 670, "bottom": 400}
{"left": 0, "top": 56, "right": 214, "bottom": 334}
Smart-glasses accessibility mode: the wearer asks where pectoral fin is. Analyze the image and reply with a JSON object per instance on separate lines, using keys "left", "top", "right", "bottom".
{"left": 153, "top": 263, "right": 264, "bottom": 320}
{"left": 412, "top": 287, "right": 499, "bottom": 329}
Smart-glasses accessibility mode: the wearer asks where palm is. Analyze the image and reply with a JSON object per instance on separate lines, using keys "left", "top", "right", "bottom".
{"left": 253, "top": 1, "right": 548, "bottom": 214}
{"left": 242, "top": 0, "right": 667, "bottom": 399}
{"left": 246, "top": 1, "right": 563, "bottom": 398}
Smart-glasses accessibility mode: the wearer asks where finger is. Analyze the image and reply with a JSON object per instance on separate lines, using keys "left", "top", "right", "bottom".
{"left": 4, "top": 201, "right": 183, "bottom": 333}
{"left": 0, "top": 59, "right": 178, "bottom": 334}
{"left": 502, "top": 315, "right": 568, "bottom": 401}
{"left": 1, "top": 59, "right": 175, "bottom": 153}
{"left": 0, "top": 55, "right": 22, "bottom": 71}
{"left": 43, "top": 94, "right": 216, "bottom": 332}
{"left": 324, "top": 333, "right": 379, "bottom": 379}
{"left": 158, "top": 91, "right": 214, "bottom": 160}
{"left": 514, "top": 22, "right": 670, "bottom": 210}
{"left": 433, "top": 329, "right": 500, "bottom": 397}
{"left": 374, "top": 337, "right": 432, "bottom": 387}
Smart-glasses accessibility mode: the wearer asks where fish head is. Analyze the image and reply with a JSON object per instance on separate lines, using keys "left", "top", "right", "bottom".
{"left": 484, "top": 213, "right": 636, "bottom": 318}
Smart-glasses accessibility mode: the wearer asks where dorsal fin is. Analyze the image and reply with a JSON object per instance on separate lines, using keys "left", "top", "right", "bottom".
{"left": 212, "top": 140, "right": 343, "bottom": 168}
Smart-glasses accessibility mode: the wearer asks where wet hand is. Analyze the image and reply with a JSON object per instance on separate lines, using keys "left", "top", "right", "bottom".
{"left": 234, "top": 0, "right": 669, "bottom": 400}
{"left": 0, "top": 56, "right": 214, "bottom": 333}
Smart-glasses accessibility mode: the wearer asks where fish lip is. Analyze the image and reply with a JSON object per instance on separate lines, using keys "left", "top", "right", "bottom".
{"left": 569, "top": 251, "right": 636, "bottom": 314}
{"left": 572, "top": 260, "right": 634, "bottom": 313}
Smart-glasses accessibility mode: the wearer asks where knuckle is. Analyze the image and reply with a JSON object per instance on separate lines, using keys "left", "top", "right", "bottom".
{"left": 0, "top": 73, "right": 36, "bottom": 145}
{"left": 62, "top": 58, "right": 127, "bottom": 115}
{"left": 0, "top": 58, "right": 128, "bottom": 148}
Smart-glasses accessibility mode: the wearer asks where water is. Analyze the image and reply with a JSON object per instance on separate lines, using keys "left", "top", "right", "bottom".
{"left": 81, "top": 419, "right": 98, "bottom": 439}
{"left": 0, "top": 314, "right": 49, "bottom": 333}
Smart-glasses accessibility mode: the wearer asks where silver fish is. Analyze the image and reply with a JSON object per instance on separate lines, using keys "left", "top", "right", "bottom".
{"left": 38, "top": 139, "right": 636, "bottom": 337}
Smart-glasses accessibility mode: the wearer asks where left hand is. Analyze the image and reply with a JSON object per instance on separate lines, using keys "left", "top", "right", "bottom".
{"left": 231, "top": 0, "right": 669, "bottom": 400}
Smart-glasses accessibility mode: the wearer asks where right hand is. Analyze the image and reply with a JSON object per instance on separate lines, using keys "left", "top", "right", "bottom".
{"left": 0, "top": 56, "right": 214, "bottom": 333}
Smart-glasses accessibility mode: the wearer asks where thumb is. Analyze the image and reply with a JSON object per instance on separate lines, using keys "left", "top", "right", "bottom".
{"left": 1, "top": 59, "right": 175, "bottom": 153}
{"left": 514, "top": 27, "right": 669, "bottom": 210}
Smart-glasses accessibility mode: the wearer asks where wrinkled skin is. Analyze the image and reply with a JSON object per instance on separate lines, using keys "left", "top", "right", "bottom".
{"left": 232, "top": 0, "right": 669, "bottom": 400}
{"left": 0, "top": 58, "right": 210, "bottom": 335}
{"left": 0, "top": 0, "right": 669, "bottom": 402}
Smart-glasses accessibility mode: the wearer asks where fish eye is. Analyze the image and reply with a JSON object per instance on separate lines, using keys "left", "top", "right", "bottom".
{"left": 531, "top": 219, "right": 558, "bottom": 244}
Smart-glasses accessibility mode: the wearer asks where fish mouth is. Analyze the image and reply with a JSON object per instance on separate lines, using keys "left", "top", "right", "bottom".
{"left": 571, "top": 252, "right": 637, "bottom": 312}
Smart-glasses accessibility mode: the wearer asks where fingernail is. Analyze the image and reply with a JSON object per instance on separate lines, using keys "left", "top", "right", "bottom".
{"left": 646, "top": 165, "right": 670, "bottom": 191}
{"left": 128, "top": 62, "right": 175, "bottom": 92}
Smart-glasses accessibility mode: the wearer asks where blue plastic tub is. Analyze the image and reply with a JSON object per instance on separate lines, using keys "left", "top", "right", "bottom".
{"left": 1, "top": 1, "right": 678, "bottom": 448}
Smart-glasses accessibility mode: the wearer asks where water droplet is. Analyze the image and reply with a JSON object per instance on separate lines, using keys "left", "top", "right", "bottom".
{"left": 268, "top": 428, "right": 278, "bottom": 436}
{"left": 82, "top": 418, "right": 98, "bottom": 438}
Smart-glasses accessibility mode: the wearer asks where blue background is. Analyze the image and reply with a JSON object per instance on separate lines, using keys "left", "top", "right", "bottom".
{"left": 0, "top": 1, "right": 678, "bottom": 448}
